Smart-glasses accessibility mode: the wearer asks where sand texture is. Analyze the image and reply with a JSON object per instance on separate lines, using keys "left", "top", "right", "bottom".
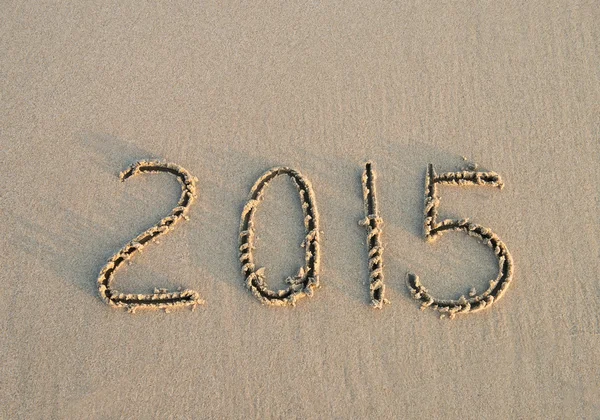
{"left": 1, "top": 1, "right": 599, "bottom": 419}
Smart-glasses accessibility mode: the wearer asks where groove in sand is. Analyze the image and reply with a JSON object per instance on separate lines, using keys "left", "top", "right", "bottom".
{"left": 407, "top": 164, "right": 514, "bottom": 319}
{"left": 239, "top": 167, "right": 320, "bottom": 306}
{"left": 97, "top": 160, "right": 204, "bottom": 313}
{"left": 360, "top": 161, "right": 388, "bottom": 309}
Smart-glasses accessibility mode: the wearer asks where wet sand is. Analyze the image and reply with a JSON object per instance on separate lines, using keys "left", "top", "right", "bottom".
{"left": 1, "top": 1, "right": 599, "bottom": 418}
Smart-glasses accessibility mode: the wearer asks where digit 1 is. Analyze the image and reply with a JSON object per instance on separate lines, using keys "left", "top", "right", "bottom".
{"left": 360, "top": 161, "right": 388, "bottom": 308}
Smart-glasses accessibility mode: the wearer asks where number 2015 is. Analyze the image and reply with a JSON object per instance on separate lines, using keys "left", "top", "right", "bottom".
{"left": 97, "top": 160, "right": 514, "bottom": 319}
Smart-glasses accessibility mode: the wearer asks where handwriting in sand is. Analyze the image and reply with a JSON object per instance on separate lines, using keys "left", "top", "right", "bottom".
{"left": 97, "top": 161, "right": 203, "bottom": 313}
{"left": 97, "top": 159, "right": 514, "bottom": 319}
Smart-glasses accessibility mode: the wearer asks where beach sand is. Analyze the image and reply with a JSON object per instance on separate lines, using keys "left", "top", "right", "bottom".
{"left": 1, "top": 1, "right": 599, "bottom": 418}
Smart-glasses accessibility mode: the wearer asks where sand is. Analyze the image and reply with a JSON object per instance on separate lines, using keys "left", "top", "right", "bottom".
{"left": 1, "top": 1, "right": 599, "bottom": 418}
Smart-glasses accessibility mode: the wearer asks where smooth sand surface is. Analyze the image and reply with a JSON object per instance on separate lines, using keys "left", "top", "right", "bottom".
{"left": 1, "top": 1, "right": 599, "bottom": 418}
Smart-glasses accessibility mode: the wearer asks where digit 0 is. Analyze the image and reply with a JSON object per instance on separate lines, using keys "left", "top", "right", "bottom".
{"left": 239, "top": 167, "right": 320, "bottom": 306}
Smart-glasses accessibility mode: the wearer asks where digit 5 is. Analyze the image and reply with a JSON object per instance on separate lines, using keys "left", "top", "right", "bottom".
{"left": 407, "top": 164, "right": 514, "bottom": 319}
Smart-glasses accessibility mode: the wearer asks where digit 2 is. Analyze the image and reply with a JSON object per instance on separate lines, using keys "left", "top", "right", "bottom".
{"left": 97, "top": 160, "right": 203, "bottom": 313}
